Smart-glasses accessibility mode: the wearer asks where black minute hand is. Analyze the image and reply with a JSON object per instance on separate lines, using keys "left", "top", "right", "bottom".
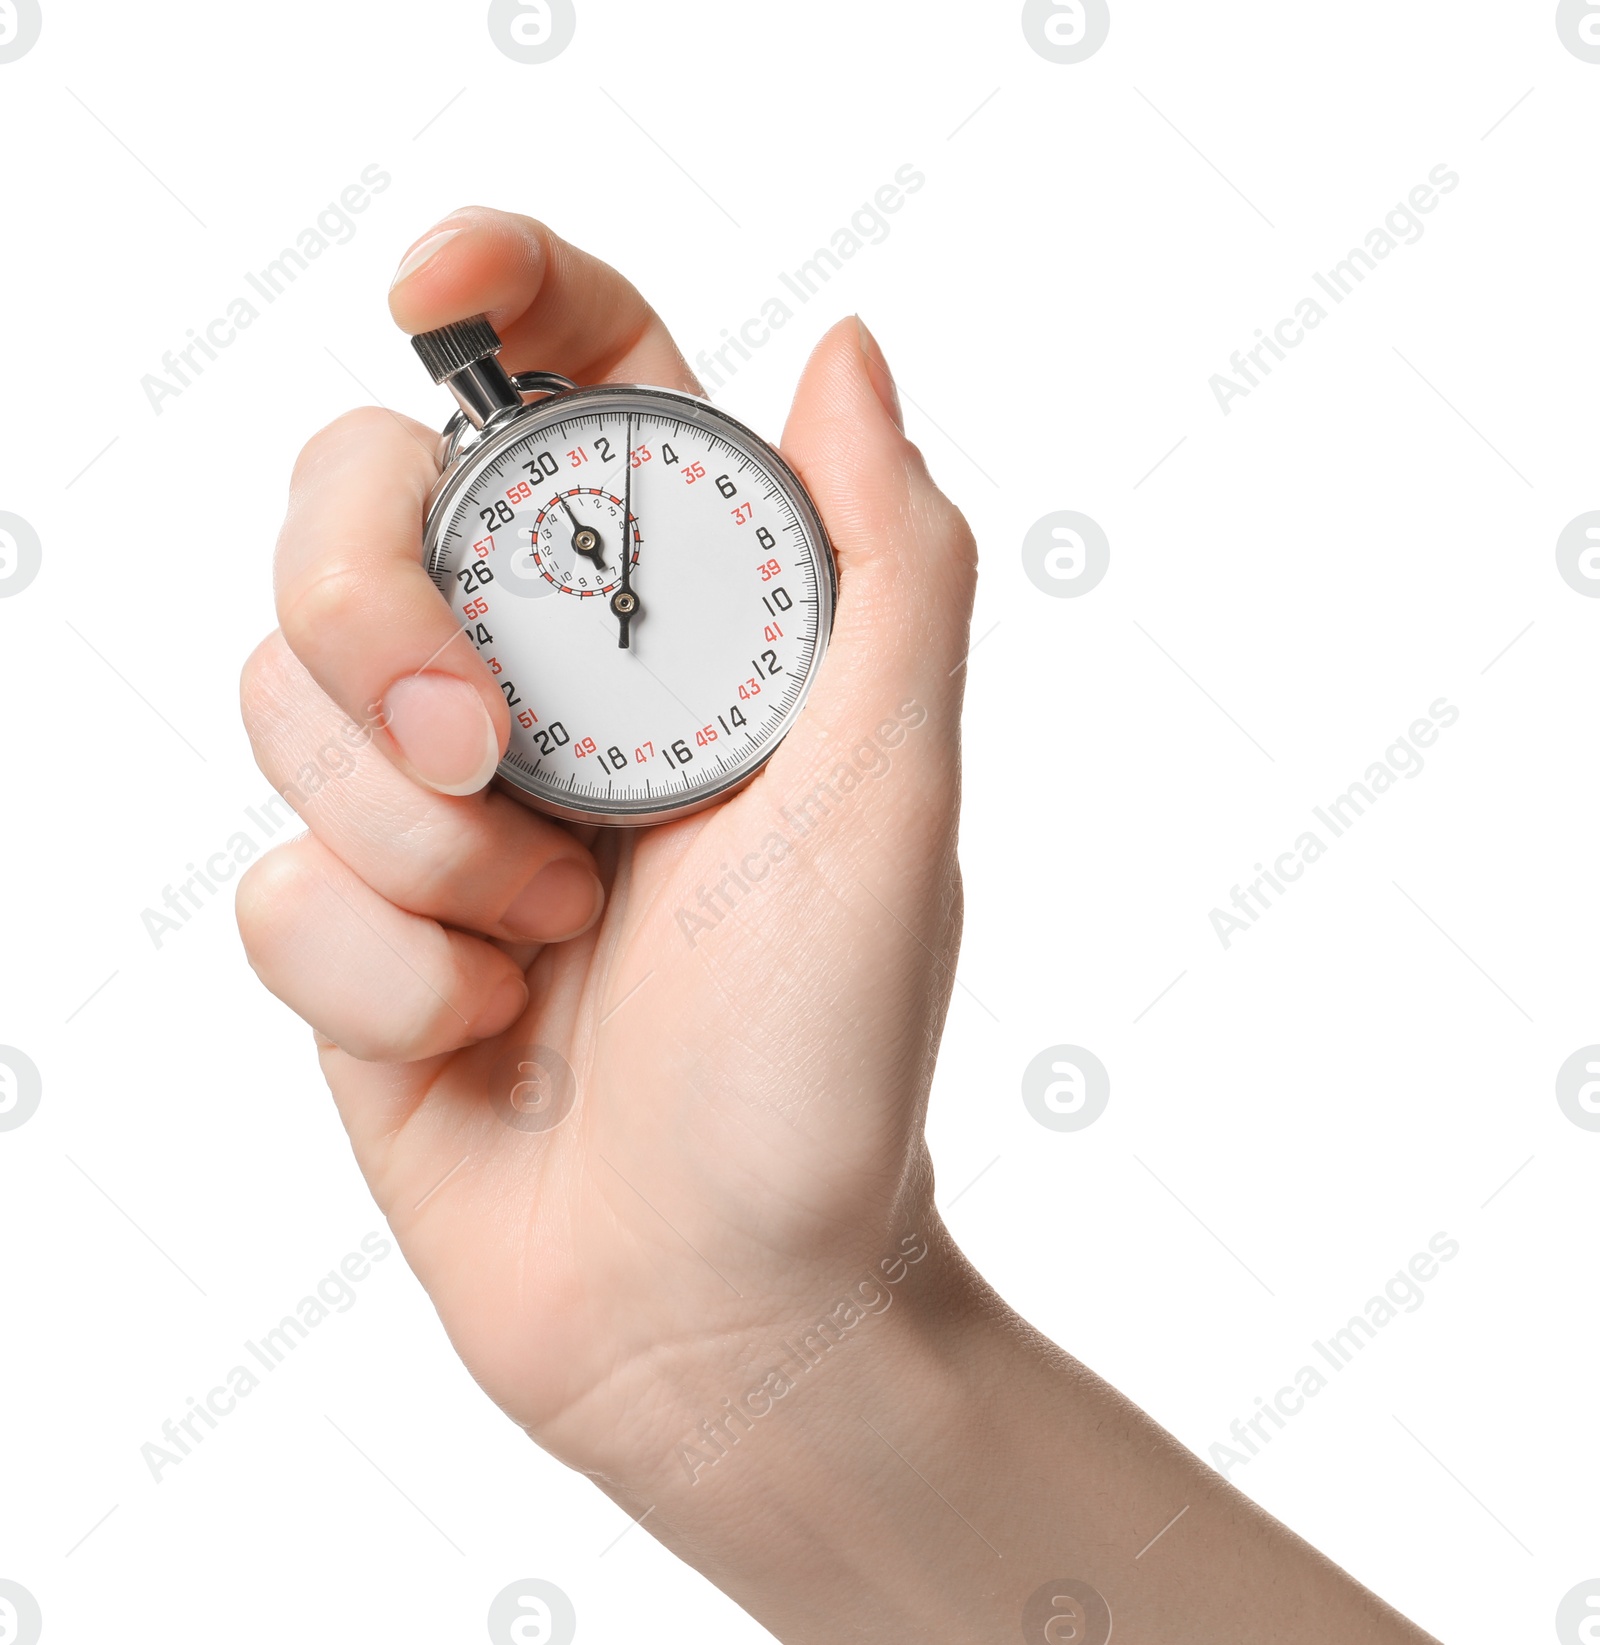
{"left": 610, "top": 413, "right": 641, "bottom": 649}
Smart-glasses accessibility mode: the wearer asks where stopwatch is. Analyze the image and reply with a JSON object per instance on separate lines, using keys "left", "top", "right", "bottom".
{"left": 412, "top": 316, "right": 836, "bottom": 826}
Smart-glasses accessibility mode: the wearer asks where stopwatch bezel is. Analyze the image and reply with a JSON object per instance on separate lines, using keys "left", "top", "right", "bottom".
{"left": 420, "top": 382, "right": 838, "bottom": 829}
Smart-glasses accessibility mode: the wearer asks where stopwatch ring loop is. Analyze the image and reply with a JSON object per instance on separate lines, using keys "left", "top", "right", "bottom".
{"left": 437, "top": 370, "right": 580, "bottom": 470}
{"left": 510, "top": 371, "right": 581, "bottom": 399}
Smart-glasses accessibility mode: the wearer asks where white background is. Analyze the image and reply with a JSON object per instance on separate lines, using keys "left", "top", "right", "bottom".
{"left": 1, "top": 2, "right": 1596, "bottom": 1641}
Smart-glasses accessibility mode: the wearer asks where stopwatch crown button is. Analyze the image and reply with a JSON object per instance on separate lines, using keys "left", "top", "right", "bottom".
{"left": 412, "top": 314, "right": 504, "bottom": 383}
{"left": 416, "top": 315, "right": 523, "bottom": 433}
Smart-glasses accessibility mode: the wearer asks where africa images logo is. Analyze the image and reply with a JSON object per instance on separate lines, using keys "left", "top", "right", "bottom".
{"left": 0, "top": 0, "right": 42, "bottom": 63}
{"left": 1021, "top": 1578, "right": 1112, "bottom": 1645}
{"left": 487, "top": 0, "right": 577, "bottom": 62}
{"left": 0, "top": 513, "right": 42, "bottom": 599}
{"left": 0, "top": 1047, "right": 42, "bottom": 1133}
{"left": 1208, "top": 700, "right": 1460, "bottom": 949}
{"left": 1021, "top": 0, "right": 1111, "bottom": 64}
{"left": 0, "top": 1580, "right": 42, "bottom": 1645}
{"left": 1556, "top": 0, "right": 1600, "bottom": 61}
{"left": 1556, "top": 512, "right": 1600, "bottom": 597}
{"left": 487, "top": 1579, "right": 576, "bottom": 1645}
{"left": 1208, "top": 1233, "right": 1460, "bottom": 1477}
{"left": 1208, "top": 166, "right": 1460, "bottom": 415}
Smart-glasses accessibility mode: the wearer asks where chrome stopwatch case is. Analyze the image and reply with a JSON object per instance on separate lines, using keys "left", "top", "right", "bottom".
{"left": 412, "top": 316, "right": 836, "bottom": 827}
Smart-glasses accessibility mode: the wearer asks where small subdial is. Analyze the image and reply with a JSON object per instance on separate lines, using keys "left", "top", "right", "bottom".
{"left": 526, "top": 487, "right": 640, "bottom": 597}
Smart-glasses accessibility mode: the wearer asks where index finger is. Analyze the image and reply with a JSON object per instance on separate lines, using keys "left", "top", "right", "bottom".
{"left": 388, "top": 206, "right": 701, "bottom": 391}
{"left": 278, "top": 209, "right": 703, "bottom": 800}
{"left": 274, "top": 406, "right": 508, "bottom": 798}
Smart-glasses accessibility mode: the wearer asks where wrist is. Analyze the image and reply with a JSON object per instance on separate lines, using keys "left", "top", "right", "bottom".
{"left": 585, "top": 1217, "right": 1011, "bottom": 1639}
{"left": 661, "top": 1220, "right": 961, "bottom": 1496}
{"left": 599, "top": 1223, "right": 1445, "bottom": 1645}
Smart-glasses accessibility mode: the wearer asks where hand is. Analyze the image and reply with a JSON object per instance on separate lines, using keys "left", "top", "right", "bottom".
{"left": 237, "top": 205, "right": 973, "bottom": 1485}
{"left": 237, "top": 210, "right": 1439, "bottom": 1644}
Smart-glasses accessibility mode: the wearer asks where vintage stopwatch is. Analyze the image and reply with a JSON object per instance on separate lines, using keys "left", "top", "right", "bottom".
{"left": 412, "top": 316, "right": 836, "bottom": 826}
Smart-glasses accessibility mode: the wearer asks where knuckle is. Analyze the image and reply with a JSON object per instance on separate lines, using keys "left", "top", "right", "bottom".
{"left": 234, "top": 845, "right": 313, "bottom": 960}
{"left": 290, "top": 406, "right": 398, "bottom": 488}
{"left": 398, "top": 811, "right": 503, "bottom": 916}
{"left": 335, "top": 1022, "right": 419, "bottom": 1065}
{"left": 238, "top": 631, "right": 294, "bottom": 734}
{"left": 945, "top": 507, "right": 980, "bottom": 586}
{"left": 919, "top": 480, "right": 979, "bottom": 574}
{"left": 910, "top": 487, "right": 979, "bottom": 602}
{"left": 942, "top": 494, "right": 978, "bottom": 563}
{"left": 371, "top": 962, "right": 469, "bottom": 1063}
{"left": 381, "top": 1015, "right": 450, "bottom": 1066}
{"left": 277, "top": 558, "right": 370, "bottom": 659}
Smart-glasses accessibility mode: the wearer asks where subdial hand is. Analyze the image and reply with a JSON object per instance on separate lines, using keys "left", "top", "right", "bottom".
{"left": 611, "top": 413, "right": 641, "bottom": 649}
{"left": 556, "top": 493, "right": 606, "bottom": 569}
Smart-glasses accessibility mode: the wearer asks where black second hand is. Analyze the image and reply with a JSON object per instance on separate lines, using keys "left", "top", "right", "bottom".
{"left": 611, "top": 412, "right": 640, "bottom": 649}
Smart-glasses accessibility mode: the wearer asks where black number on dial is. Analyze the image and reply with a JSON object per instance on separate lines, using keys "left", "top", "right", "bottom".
{"left": 532, "top": 722, "right": 570, "bottom": 757}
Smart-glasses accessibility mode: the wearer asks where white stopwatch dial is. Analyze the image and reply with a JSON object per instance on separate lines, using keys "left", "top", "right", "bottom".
{"left": 420, "top": 374, "right": 836, "bottom": 826}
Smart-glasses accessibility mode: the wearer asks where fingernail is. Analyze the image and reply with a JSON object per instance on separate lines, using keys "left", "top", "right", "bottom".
{"left": 856, "top": 316, "right": 904, "bottom": 432}
{"left": 473, "top": 974, "right": 529, "bottom": 1039}
{"left": 383, "top": 672, "right": 500, "bottom": 795}
{"left": 502, "top": 860, "right": 605, "bottom": 943}
{"left": 391, "top": 224, "right": 466, "bottom": 289}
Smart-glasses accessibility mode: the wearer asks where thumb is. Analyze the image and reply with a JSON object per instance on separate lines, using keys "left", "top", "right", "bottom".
{"left": 777, "top": 318, "right": 978, "bottom": 748}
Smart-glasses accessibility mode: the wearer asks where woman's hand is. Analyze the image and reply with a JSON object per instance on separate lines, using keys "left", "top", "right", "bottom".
{"left": 237, "top": 209, "right": 1440, "bottom": 1645}
{"left": 236, "top": 204, "right": 976, "bottom": 1483}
